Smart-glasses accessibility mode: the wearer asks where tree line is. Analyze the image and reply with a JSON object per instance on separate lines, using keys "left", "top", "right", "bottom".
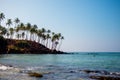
{"left": 0, "top": 12, "right": 64, "bottom": 51}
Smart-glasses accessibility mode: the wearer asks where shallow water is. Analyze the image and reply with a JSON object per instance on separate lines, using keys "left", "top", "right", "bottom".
{"left": 0, "top": 52, "right": 120, "bottom": 80}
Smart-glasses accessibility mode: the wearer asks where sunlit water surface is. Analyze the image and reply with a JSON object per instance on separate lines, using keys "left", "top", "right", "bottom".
{"left": 0, "top": 52, "right": 120, "bottom": 80}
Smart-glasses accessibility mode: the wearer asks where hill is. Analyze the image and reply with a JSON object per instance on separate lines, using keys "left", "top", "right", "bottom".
{"left": 0, "top": 36, "right": 64, "bottom": 54}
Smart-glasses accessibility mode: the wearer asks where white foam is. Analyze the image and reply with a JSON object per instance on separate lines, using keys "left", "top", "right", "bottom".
{"left": 0, "top": 64, "right": 13, "bottom": 70}
{"left": 0, "top": 65, "right": 8, "bottom": 70}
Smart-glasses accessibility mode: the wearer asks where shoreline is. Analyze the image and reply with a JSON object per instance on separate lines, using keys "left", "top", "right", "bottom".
{"left": 0, "top": 63, "right": 120, "bottom": 80}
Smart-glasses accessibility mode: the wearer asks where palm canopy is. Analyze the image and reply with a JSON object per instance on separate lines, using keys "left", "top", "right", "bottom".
{"left": 6, "top": 19, "right": 12, "bottom": 27}
{"left": 0, "top": 12, "right": 5, "bottom": 26}
{"left": 14, "top": 18, "right": 20, "bottom": 24}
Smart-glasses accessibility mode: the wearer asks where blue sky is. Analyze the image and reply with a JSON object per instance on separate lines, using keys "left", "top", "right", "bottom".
{"left": 0, "top": 0, "right": 120, "bottom": 52}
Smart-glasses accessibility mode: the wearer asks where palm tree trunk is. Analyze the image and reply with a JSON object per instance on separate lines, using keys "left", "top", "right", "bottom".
{"left": 51, "top": 41, "right": 54, "bottom": 50}
{"left": 46, "top": 39, "right": 48, "bottom": 47}
{"left": 30, "top": 34, "right": 32, "bottom": 41}
{"left": 58, "top": 40, "right": 62, "bottom": 51}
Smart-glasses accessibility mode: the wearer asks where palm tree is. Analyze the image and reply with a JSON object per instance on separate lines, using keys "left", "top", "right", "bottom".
{"left": 54, "top": 41, "right": 59, "bottom": 50}
{"left": 30, "top": 27, "right": 35, "bottom": 41}
{"left": 19, "top": 23, "right": 24, "bottom": 29}
{"left": 0, "top": 26, "right": 7, "bottom": 37}
{"left": 6, "top": 19, "right": 12, "bottom": 29}
{"left": 22, "top": 32, "right": 25, "bottom": 40}
{"left": 15, "top": 26, "right": 20, "bottom": 39}
{"left": 37, "top": 29, "right": 42, "bottom": 43}
{"left": 6, "top": 19, "right": 12, "bottom": 38}
{"left": 52, "top": 34, "right": 61, "bottom": 50}
{"left": 16, "top": 34, "right": 20, "bottom": 40}
{"left": 47, "top": 29, "right": 51, "bottom": 34}
{"left": 46, "top": 34, "right": 50, "bottom": 47}
{"left": 9, "top": 28, "right": 14, "bottom": 39}
{"left": 33, "top": 24, "right": 38, "bottom": 41}
{"left": 14, "top": 18, "right": 20, "bottom": 29}
{"left": 51, "top": 34, "right": 57, "bottom": 50}
{"left": 41, "top": 28, "right": 46, "bottom": 34}
{"left": 6, "top": 32, "right": 10, "bottom": 39}
{"left": 0, "top": 12, "right": 5, "bottom": 26}
{"left": 13, "top": 18, "right": 20, "bottom": 39}
{"left": 46, "top": 29, "right": 51, "bottom": 47}
{"left": 42, "top": 34, "right": 46, "bottom": 45}
{"left": 58, "top": 36, "right": 64, "bottom": 51}
{"left": 26, "top": 23, "right": 31, "bottom": 40}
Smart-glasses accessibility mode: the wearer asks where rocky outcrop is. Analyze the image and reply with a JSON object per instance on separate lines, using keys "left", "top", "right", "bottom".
{"left": 28, "top": 72, "right": 43, "bottom": 77}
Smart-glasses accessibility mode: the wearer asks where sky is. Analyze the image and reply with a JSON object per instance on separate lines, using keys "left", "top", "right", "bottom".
{"left": 0, "top": 0, "right": 120, "bottom": 52}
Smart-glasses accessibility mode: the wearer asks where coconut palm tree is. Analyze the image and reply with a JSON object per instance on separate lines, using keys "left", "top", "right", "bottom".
{"left": 42, "top": 34, "right": 46, "bottom": 45}
{"left": 0, "top": 26, "right": 7, "bottom": 37}
{"left": 58, "top": 36, "right": 64, "bottom": 51}
{"left": 16, "top": 34, "right": 20, "bottom": 40}
{"left": 30, "top": 27, "right": 35, "bottom": 41}
{"left": 52, "top": 32, "right": 55, "bottom": 35}
{"left": 47, "top": 29, "right": 51, "bottom": 34}
{"left": 14, "top": 18, "right": 20, "bottom": 28}
{"left": 33, "top": 24, "right": 38, "bottom": 41}
{"left": 22, "top": 32, "right": 25, "bottom": 40}
{"left": 51, "top": 34, "right": 56, "bottom": 50}
{"left": 52, "top": 34, "right": 61, "bottom": 50}
{"left": 0, "top": 12, "right": 5, "bottom": 26}
{"left": 46, "top": 34, "right": 49, "bottom": 47}
{"left": 26, "top": 23, "right": 31, "bottom": 40}
{"left": 54, "top": 41, "right": 59, "bottom": 50}
{"left": 37, "top": 29, "right": 42, "bottom": 43}
{"left": 9, "top": 28, "right": 14, "bottom": 39}
{"left": 41, "top": 28, "right": 46, "bottom": 34}
{"left": 6, "top": 19, "right": 12, "bottom": 29}
{"left": 19, "top": 23, "right": 24, "bottom": 30}
{"left": 6, "top": 32, "right": 10, "bottom": 39}
{"left": 6, "top": 19, "right": 12, "bottom": 38}
{"left": 15, "top": 26, "right": 20, "bottom": 39}
{"left": 46, "top": 29, "right": 51, "bottom": 47}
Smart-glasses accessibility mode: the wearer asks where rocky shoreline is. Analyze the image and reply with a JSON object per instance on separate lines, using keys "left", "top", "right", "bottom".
{"left": 0, "top": 64, "right": 43, "bottom": 80}
{"left": 0, "top": 64, "right": 120, "bottom": 80}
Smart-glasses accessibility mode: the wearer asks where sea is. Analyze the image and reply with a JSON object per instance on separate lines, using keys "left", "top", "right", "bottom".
{"left": 0, "top": 52, "right": 120, "bottom": 80}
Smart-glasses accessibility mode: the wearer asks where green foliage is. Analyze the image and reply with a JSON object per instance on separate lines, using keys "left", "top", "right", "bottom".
{"left": 15, "top": 41, "right": 30, "bottom": 48}
{"left": 0, "top": 26, "right": 7, "bottom": 35}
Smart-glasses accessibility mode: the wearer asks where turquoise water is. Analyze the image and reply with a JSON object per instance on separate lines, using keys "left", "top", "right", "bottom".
{"left": 0, "top": 52, "right": 120, "bottom": 79}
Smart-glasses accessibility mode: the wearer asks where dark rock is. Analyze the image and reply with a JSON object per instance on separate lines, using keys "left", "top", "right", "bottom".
{"left": 70, "top": 70, "right": 76, "bottom": 73}
{"left": 82, "top": 70, "right": 109, "bottom": 75}
{"left": 83, "top": 70, "right": 93, "bottom": 73}
{"left": 83, "top": 70, "right": 99, "bottom": 73}
{"left": 90, "top": 75, "right": 120, "bottom": 80}
{"left": 28, "top": 72, "right": 43, "bottom": 78}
